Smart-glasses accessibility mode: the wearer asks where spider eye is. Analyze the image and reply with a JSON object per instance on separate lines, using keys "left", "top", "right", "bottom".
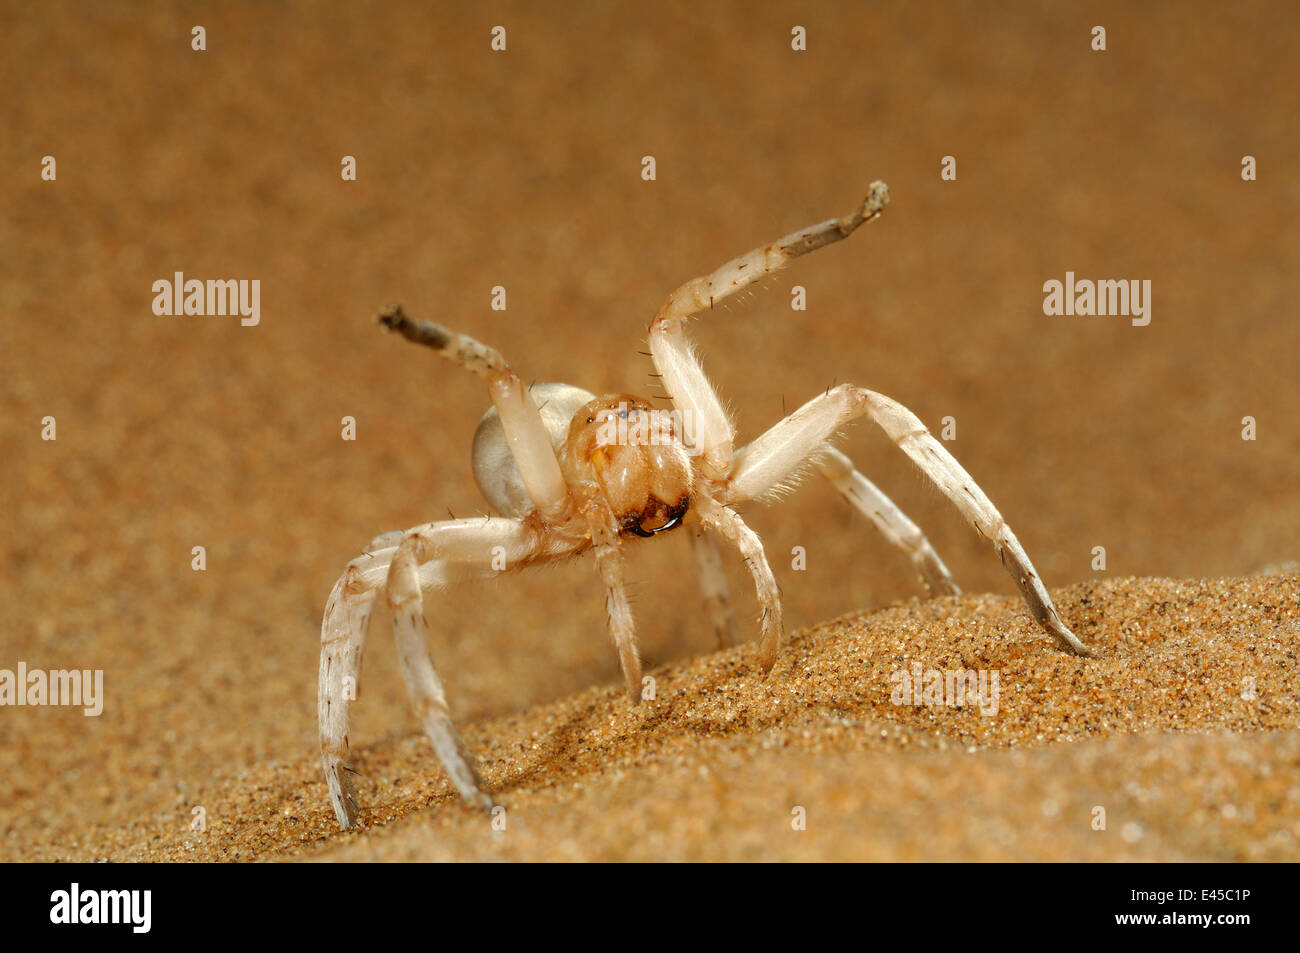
{"left": 587, "top": 417, "right": 594, "bottom": 423}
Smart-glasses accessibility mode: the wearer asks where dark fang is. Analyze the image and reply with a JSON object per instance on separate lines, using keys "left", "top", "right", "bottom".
{"left": 630, "top": 511, "right": 684, "bottom": 538}
{"left": 626, "top": 498, "right": 690, "bottom": 538}
{"left": 649, "top": 511, "right": 684, "bottom": 534}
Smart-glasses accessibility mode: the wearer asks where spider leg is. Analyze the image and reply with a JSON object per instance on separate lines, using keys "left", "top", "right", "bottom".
{"left": 585, "top": 504, "right": 643, "bottom": 701}
{"left": 319, "top": 517, "right": 547, "bottom": 828}
{"left": 721, "top": 385, "right": 1095, "bottom": 657}
{"left": 814, "top": 444, "right": 961, "bottom": 597}
{"left": 379, "top": 305, "right": 570, "bottom": 520}
{"left": 693, "top": 495, "right": 784, "bottom": 670}
{"left": 320, "top": 565, "right": 377, "bottom": 828}
{"left": 688, "top": 517, "right": 739, "bottom": 647}
{"left": 647, "top": 183, "right": 890, "bottom": 481}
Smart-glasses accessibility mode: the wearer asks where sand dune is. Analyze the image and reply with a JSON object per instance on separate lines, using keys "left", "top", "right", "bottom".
{"left": 7, "top": 575, "right": 1295, "bottom": 862}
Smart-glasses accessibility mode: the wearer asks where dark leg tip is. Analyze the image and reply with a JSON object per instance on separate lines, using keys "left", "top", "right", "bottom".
{"left": 377, "top": 304, "right": 407, "bottom": 330}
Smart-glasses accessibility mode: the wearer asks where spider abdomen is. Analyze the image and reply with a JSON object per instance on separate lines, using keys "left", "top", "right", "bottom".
{"left": 471, "top": 382, "right": 596, "bottom": 517}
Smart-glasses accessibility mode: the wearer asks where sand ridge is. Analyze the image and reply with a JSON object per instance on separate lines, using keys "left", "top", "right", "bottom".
{"left": 5, "top": 575, "right": 1295, "bottom": 862}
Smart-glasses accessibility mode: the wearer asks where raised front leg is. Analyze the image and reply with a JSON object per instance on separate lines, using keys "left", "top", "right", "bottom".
{"left": 648, "top": 184, "right": 891, "bottom": 481}
{"left": 380, "top": 305, "right": 570, "bottom": 520}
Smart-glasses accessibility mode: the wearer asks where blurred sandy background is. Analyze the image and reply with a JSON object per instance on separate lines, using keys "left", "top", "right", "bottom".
{"left": 1, "top": 1, "right": 1297, "bottom": 860}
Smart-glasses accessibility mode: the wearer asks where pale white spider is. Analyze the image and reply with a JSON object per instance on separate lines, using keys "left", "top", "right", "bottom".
{"left": 318, "top": 181, "right": 1094, "bottom": 828}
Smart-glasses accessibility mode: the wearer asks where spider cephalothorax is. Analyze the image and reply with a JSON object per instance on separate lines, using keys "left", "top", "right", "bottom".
{"left": 319, "top": 181, "right": 1095, "bottom": 829}
{"left": 562, "top": 394, "right": 695, "bottom": 537}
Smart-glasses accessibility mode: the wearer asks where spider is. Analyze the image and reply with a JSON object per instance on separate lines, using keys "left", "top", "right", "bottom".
{"left": 318, "top": 181, "right": 1095, "bottom": 829}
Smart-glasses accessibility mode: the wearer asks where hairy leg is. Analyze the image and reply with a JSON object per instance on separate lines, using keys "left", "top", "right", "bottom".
{"left": 320, "top": 517, "right": 543, "bottom": 828}
{"left": 814, "top": 445, "right": 960, "bottom": 596}
{"left": 648, "top": 184, "right": 890, "bottom": 480}
{"left": 693, "top": 495, "right": 784, "bottom": 670}
{"left": 723, "top": 385, "right": 1094, "bottom": 656}
{"left": 319, "top": 566, "right": 377, "bottom": 828}
{"left": 585, "top": 504, "right": 643, "bottom": 701}
{"left": 379, "top": 305, "right": 570, "bottom": 520}
{"left": 689, "top": 518, "right": 739, "bottom": 647}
